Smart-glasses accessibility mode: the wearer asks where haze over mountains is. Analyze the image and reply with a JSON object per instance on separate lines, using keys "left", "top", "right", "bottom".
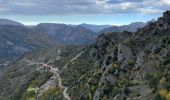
{"left": 34, "top": 23, "right": 96, "bottom": 45}
{"left": 32, "top": 21, "right": 147, "bottom": 45}
{"left": 100, "top": 22, "right": 147, "bottom": 33}
{"left": 0, "top": 18, "right": 148, "bottom": 68}
{"left": 79, "top": 23, "right": 112, "bottom": 32}
{"left": 0, "top": 0, "right": 170, "bottom": 99}
{"left": 0, "top": 19, "right": 23, "bottom": 26}
{"left": 0, "top": 18, "right": 147, "bottom": 62}
{"left": 0, "top": 10, "right": 170, "bottom": 100}
{"left": 0, "top": 25, "right": 57, "bottom": 60}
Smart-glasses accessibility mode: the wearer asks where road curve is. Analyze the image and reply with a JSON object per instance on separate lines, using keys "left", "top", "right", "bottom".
{"left": 24, "top": 59, "right": 71, "bottom": 100}
{"left": 24, "top": 50, "right": 85, "bottom": 100}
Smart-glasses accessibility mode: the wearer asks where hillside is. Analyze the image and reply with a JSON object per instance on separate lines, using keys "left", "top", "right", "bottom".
{"left": 1, "top": 11, "right": 170, "bottom": 100}
{"left": 34, "top": 23, "right": 96, "bottom": 45}
{"left": 0, "top": 45, "right": 85, "bottom": 100}
{"left": 55, "top": 10, "right": 170, "bottom": 100}
{"left": 0, "top": 25, "right": 57, "bottom": 61}
{"left": 34, "top": 22, "right": 147, "bottom": 45}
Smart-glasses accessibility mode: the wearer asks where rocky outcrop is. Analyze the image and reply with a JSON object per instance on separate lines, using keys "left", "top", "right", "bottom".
{"left": 90, "top": 10, "right": 170, "bottom": 100}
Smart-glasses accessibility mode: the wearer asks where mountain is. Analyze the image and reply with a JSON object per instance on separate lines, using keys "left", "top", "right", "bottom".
{"left": 0, "top": 25, "right": 57, "bottom": 61}
{"left": 100, "top": 22, "right": 147, "bottom": 33}
{"left": 79, "top": 23, "right": 112, "bottom": 32}
{"left": 34, "top": 23, "right": 96, "bottom": 45}
{"left": 0, "top": 46, "right": 85, "bottom": 100}
{"left": 0, "top": 19, "right": 23, "bottom": 26}
{"left": 1, "top": 11, "right": 170, "bottom": 100}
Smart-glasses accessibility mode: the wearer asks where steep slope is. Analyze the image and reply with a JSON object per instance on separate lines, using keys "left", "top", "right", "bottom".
{"left": 0, "top": 25, "right": 57, "bottom": 61}
{"left": 34, "top": 23, "right": 96, "bottom": 45}
{"left": 40, "top": 10, "right": 170, "bottom": 100}
{"left": 77, "top": 10, "right": 170, "bottom": 100}
{"left": 100, "top": 22, "right": 146, "bottom": 33}
{"left": 1, "top": 11, "right": 170, "bottom": 100}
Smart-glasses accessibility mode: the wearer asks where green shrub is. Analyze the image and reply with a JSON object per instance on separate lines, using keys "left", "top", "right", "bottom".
{"left": 155, "top": 94, "right": 164, "bottom": 100}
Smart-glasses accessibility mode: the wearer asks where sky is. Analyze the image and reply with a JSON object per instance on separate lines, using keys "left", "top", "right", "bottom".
{"left": 0, "top": 0, "right": 169, "bottom": 25}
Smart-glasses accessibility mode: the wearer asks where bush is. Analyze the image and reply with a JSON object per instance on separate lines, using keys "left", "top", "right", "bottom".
{"left": 27, "top": 90, "right": 36, "bottom": 97}
{"left": 145, "top": 73, "right": 160, "bottom": 89}
{"left": 123, "top": 86, "right": 130, "bottom": 95}
{"left": 128, "top": 80, "right": 142, "bottom": 86}
{"left": 28, "top": 97, "right": 36, "bottom": 100}
{"left": 112, "top": 64, "right": 118, "bottom": 69}
{"left": 145, "top": 73, "right": 154, "bottom": 80}
{"left": 155, "top": 94, "right": 164, "bottom": 100}
{"left": 40, "top": 88, "right": 62, "bottom": 100}
{"left": 149, "top": 76, "right": 159, "bottom": 89}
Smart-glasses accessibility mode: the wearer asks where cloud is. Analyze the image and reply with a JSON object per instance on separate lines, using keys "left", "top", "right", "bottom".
{"left": 0, "top": 0, "right": 169, "bottom": 15}
{"left": 0, "top": 7, "right": 8, "bottom": 12}
{"left": 159, "top": 0, "right": 170, "bottom": 6}
{"left": 137, "top": 8, "right": 162, "bottom": 14}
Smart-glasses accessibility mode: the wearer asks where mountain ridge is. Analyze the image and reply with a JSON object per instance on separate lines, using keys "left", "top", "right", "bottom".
{"left": 100, "top": 22, "right": 147, "bottom": 33}
{"left": 0, "top": 19, "right": 23, "bottom": 26}
{"left": 1, "top": 11, "right": 169, "bottom": 100}
{"left": 34, "top": 23, "right": 96, "bottom": 45}
{"left": 0, "top": 25, "right": 58, "bottom": 61}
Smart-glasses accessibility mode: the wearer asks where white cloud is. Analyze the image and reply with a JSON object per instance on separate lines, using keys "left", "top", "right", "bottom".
{"left": 12, "top": 1, "right": 38, "bottom": 7}
{"left": 0, "top": 0, "right": 168, "bottom": 15}
{"left": 119, "top": 2, "right": 136, "bottom": 10}
{"left": 159, "top": 0, "right": 170, "bottom": 6}
{"left": 137, "top": 8, "right": 162, "bottom": 14}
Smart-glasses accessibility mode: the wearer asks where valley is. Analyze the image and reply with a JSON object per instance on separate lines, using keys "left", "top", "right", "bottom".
{"left": 0, "top": 5, "right": 170, "bottom": 100}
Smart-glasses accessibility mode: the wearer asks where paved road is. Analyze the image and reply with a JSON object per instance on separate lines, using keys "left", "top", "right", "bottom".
{"left": 24, "top": 50, "right": 85, "bottom": 100}
{"left": 24, "top": 59, "right": 71, "bottom": 100}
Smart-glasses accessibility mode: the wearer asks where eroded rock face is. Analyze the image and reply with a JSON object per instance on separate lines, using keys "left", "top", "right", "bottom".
{"left": 88, "top": 11, "right": 170, "bottom": 100}
{"left": 118, "top": 43, "right": 133, "bottom": 63}
{"left": 163, "top": 11, "right": 170, "bottom": 26}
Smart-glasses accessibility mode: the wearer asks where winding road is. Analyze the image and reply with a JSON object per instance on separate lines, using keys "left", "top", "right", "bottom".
{"left": 24, "top": 59, "right": 71, "bottom": 100}
{"left": 24, "top": 50, "right": 85, "bottom": 100}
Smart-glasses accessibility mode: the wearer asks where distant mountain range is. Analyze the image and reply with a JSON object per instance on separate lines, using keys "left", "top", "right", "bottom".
{"left": 34, "top": 23, "right": 96, "bottom": 45}
{"left": 0, "top": 25, "right": 57, "bottom": 60}
{"left": 0, "top": 19, "right": 23, "bottom": 26}
{"left": 0, "top": 18, "right": 148, "bottom": 61}
{"left": 100, "top": 22, "right": 147, "bottom": 33}
{"left": 32, "top": 22, "right": 147, "bottom": 45}
{"left": 79, "top": 23, "right": 112, "bottom": 32}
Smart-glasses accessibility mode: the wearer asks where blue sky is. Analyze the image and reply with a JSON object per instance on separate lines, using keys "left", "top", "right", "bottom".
{"left": 0, "top": 0, "right": 169, "bottom": 25}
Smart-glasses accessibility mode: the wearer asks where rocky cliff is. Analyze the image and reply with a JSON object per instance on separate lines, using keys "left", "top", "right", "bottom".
{"left": 87, "top": 10, "right": 170, "bottom": 100}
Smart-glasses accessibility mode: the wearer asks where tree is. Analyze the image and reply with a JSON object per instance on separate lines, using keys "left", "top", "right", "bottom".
{"left": 102, "top": 96, "right": 109, "bottom": 100}
{"left": 160, "top": 77, "right": 166, "bottom": 86}
{"left": 166, "top": 92, "right": 170, "bottom": 100}
{"left": 159, "top": 88, "right": 168, "bottom": 98}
